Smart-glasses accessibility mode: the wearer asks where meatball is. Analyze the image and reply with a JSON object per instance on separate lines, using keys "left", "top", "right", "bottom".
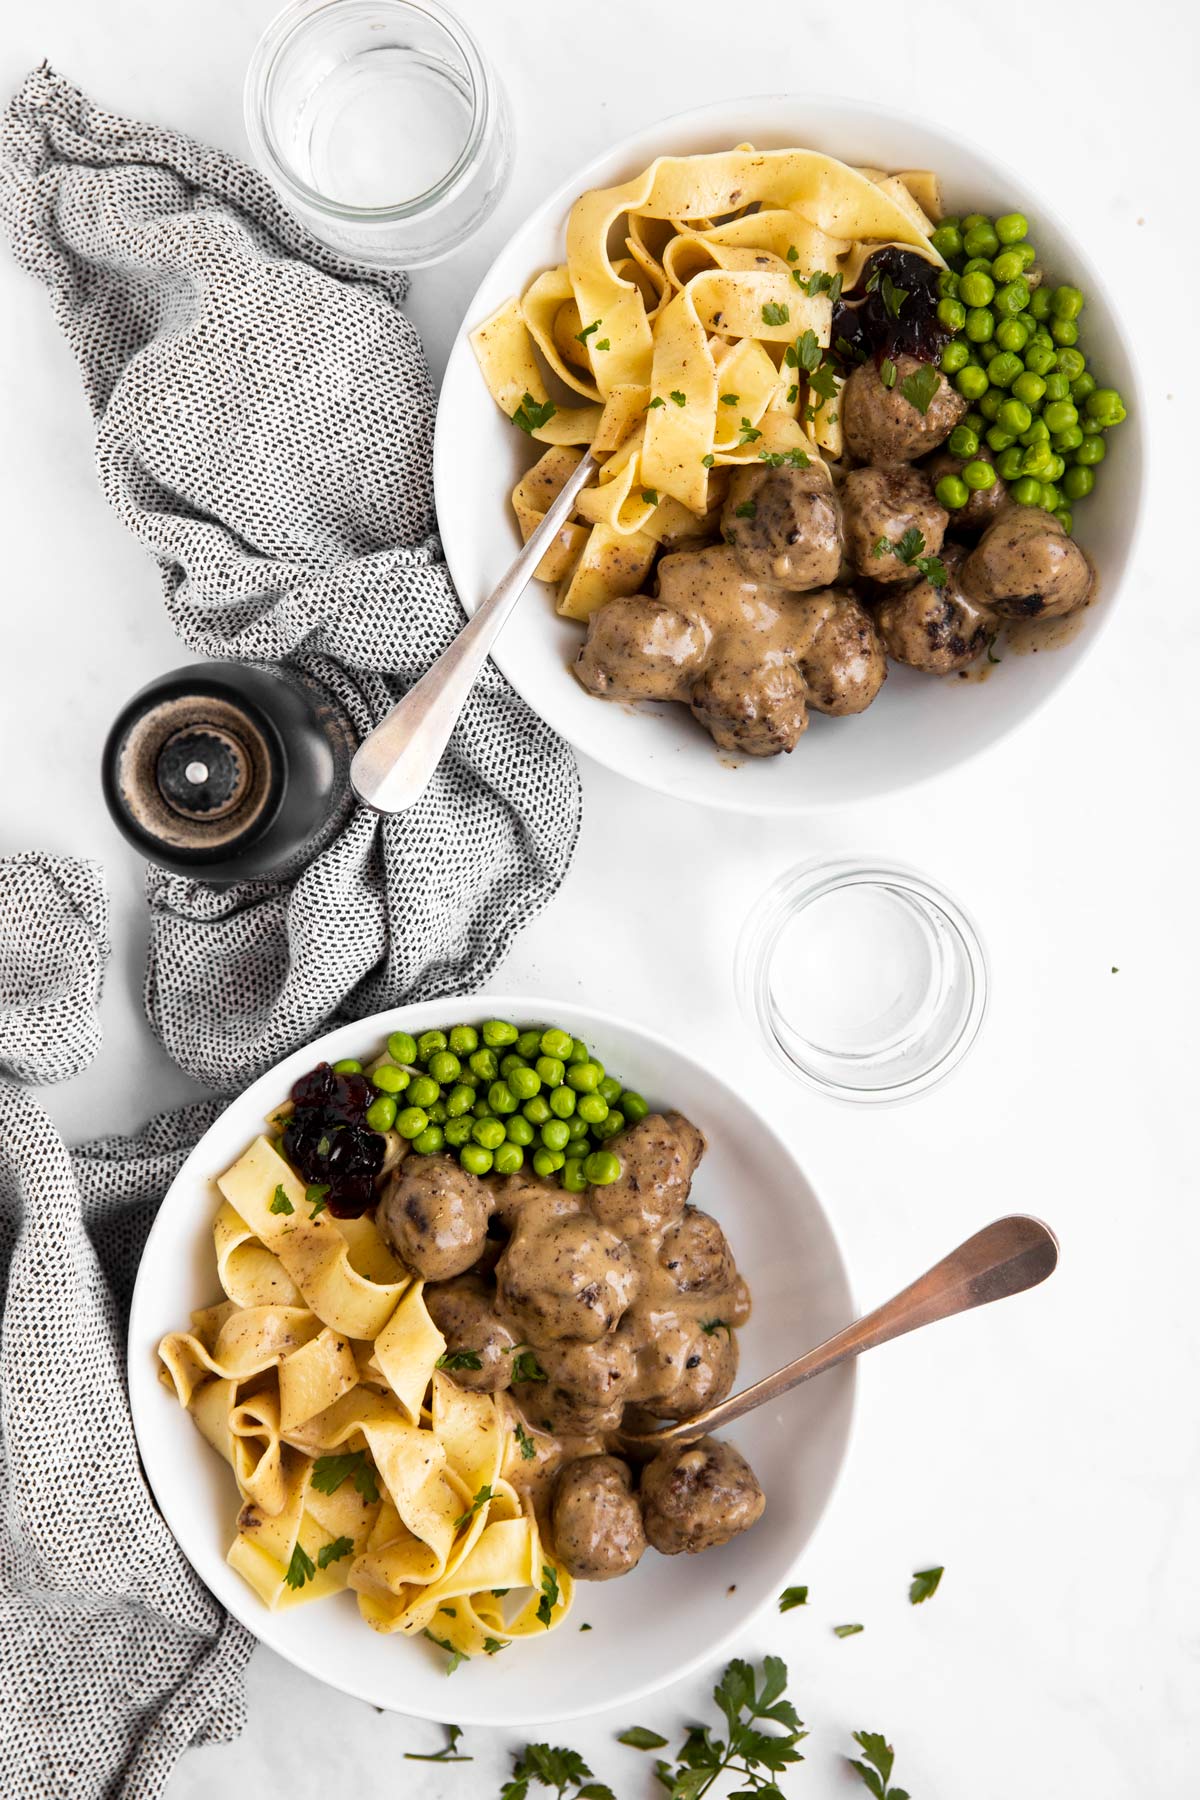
{"left": 551, "top": 1456, "right": 646, "bottom": 1581}
{"left": 961, "top": 505, "right": 1094, "bottom": 620}
{"left": 520, "top": 1333, "right": 638, "bottom": 1434}
{"left": 799, "top": 589, "right": 887, "bottom": 715}
{"left": 424, "top": 1275, "right": 516, "bottom": 1393}
{"left": 721, "top": 461, "right": 841, "bottom": 590}
{"left": 689, "top": 650, "right": 809, "bottom": 757}
{"left": 925, "top": 444, "right": 1006, "bottom": 530}
{"left": 840, "top": 465, "right": 948, "bottom": 584}
{"left": 657, "top": 1206, "right": 735, "bottom": 1295}
{"left": 875, "top": 545, "right": 997, "bottom": 675}
{"left": 574, "top": 596, "right": 709, "bottom": 704}
{"left": 496, "top": 1211, "right": 637, "bottom": 1344}
{"left": 376, "top": 1157, "right": 490, "bottom": 1281}
{"left": 640, "top": 1436, "right": 765, "bottom": 1556}
{"left": 588, "top": 1111, "right": 705, "bottom": 1239}
{"left": 638, "top": 1321, "right": 738, "bottom": 1422}
{"left": 841, "top": 353, "right": 965, "bottom": 462}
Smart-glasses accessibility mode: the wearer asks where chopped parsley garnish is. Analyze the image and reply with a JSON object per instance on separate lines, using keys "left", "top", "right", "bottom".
{"left": 435, "top": 1348, "right": 483, "bottom": 1371}
{"left": 807, "top": 360, "right": 839, "bottom": 412}
{"left": 268, "top": 1186, "right": 293, "bottom": 1215}
{"left": 880, "top": 357, "right": 898, "bottom": 389}
{"left": 909, "top": 1564, "right": 944, "bottom": 1604}
{"left": 305, "top": 1183, "right": 329, "bottom": 1217}
{"left": 641, "top": 488, "right": 659, "bottom": 505}
{"left": 508, "top": 1349, "right": 548, "bottom": 1384}
{"left": 315, "top": 1135, "right": 331, "bottom": 1158}
{"left": 785, "top": 328, "right": 821, "bottom": 373}
{"left": 575, "top": 320, "right": 600, "bottom": 346}
{"left": 737, "top": 417, "right": 762, "bottom": 445}
{"left": 700, "top": 1318, "right": 730, "bottom": 1334}
{"left": 834, "top": 1623, "right": 864, "bottom": 1638}
{"left": 594, "top": 338, "right": 610, "bottom": 352}
{"left": 310, "top": 1448, "right": 380, "bottom": 1505}
{"left": 317, "top": 1535, "right": 354, "bottom": 1570}
{"left": 500, "top": 1745, "right": 612, "bottom": 1800}
{"left": 536, "top": 1562, "right": 559, "bottom": 1627}
{"left": 900, "top": 362, "right": 941, "bottom": 416}
{"left": 761, "top": 301, "right": 790, "bottom": 327}
{"left": 881, "top": 274, "right": 909, "bottom": 320}
{"left": 669, "top": 389, "right": 687, "bottom": 406}
{"left": 871, "top": 535, "right": 891, "bottom": 559}
{"left": 616, "top": 1726, "right": 669, "bottom": 1750}
{"left": 779, "top": 1584, "right": 809, "bottom": 1612}
{"left": 849, "top": 1730, "right": 908, "bottom": 1799}
{"left": 701, "top": 453, "right": 716, "bottom": 467}
{"left": 453, "top": 1484, "right": 493, "bottom": 1533}
{"left": 648, "top": 395, "right": 666, "bottom": 408}
{"left": 733, "top": 501, "right": 757, "bottom": 520}
{"left": 986, "top": 630, "right": 1003, "bottom": 663}
{"left": 404, "top": 1723, "right": 472, "bottom": 1763}
{"left": 786, "top": 244, "right": 799, "bottom": 262}
{"left": 806, "top": 269, "right": 844, "bottom": 302}
{"left": 579, "top": 1622, "right": 592, "bottom": 1630}
{"left": 483, "top": 1636, "right": 507, "bottom": 1655}
{"left": 512, "top": 392, "right": 557, "bottom": 434}
{"left": 423, "top": 1628, "right": 467, "bottom": 1675}
{"left": 787, "top": 383, "right": 799, "bottom": 403}
{"left": 720, "top": 391, "right": 739, "bottom": 405}
{"left": 758, "top": 448, "right": 810, "bottom": 468}
{"left": 872, "top": 529, "right": 948, "bottom": 588}
{"left": 514, "top": 1421, "right": 537, "bottom": 1461}
{"left": 285, "top": 1542, "right": 315, "bottom": 1590}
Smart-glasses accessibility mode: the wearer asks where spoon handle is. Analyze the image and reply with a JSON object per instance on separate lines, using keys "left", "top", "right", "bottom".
{"left": 350, "top": 448, "right": 600, "bottom": 814}
{"left": 640, "top": 1215, "right": 1058, "bottom": 1448}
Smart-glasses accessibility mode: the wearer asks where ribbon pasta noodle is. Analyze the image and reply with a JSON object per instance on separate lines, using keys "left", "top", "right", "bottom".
{"left": 158, "top": 1133, "right": 572, "bottom": 1666}
{"left": 471, "top": 143, "right": 941, "bottom": 619}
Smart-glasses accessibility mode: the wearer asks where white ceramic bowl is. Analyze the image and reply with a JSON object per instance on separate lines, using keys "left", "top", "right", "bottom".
{"left": 129, "top": 995, "right": 855, "bottom": 1725}
{"left": 434, "top": 96, "right": 1144, "bottom": 814}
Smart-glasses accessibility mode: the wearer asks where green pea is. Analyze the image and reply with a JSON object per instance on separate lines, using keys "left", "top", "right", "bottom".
{"left": 963, "top": 409, "right": 987, "bottom": 435}
{"left": 577, "top": 1093, "right": 609, "bottom": 1125}
{"left": 532, "top": 1148, "right": 565, "bottom": 1177}
{"left": 566, "top": 1061, "right": 604, "bottom": 1093}
{"left": 1043, "top": 399, "right": 1078, "bottom": 435}
{"left": 548, "top": 1085, "right": 576, "bottom": 1119}
{"left": 1086, "top": 388, "right": 1126, "bottom": 428}
{"left": 947, "top": 424, "right": 978, "bottom": 459}
{"left": 960, "top": 212, "right": 988, "bottom": 231}
{"left": 995, "top": 277, "right": 1031, "bottom": 319}
{"left": 955, "top": 365, "right": 989, "bottom": 401}
{"left": 1061, "top": 464, "right": 1095, "bottom": 501}
{"left": 1054, "top": 505, "right": 1073, "bottom": 532}
{"left": 426, "top": 1099, "right": 447, "bottom": 1124}
{"left": 561, "top": 1157, "right": 588, "bottom": 1194}
{"left": 995, "top": 317, "right": 1029, "bottom": 353}
{"left": 1011, "top": 371, "right": 1045, "bottom": 407}
{"left": 1055, "top": 347, "right": 1086, "bottom": 380}
{"left": 472, "top": 1117, "right": 506, "bottom": 1150}
{"left": 482, "top": 1019, "right": 519, "bottom": 1048}
{"left": 1070, "top": 372, "right": 1097, "bottom": 404}
{"left": 506, "top": 1114, "right": 535, "bottom": 1146}
{"left": 516, "top": 1028, "right": 543, "bottom": 1059}
{"left": 1020, "top": 441, "right": 1053, "bottom": 477}
{"left": 958, "top": 270, "right": 994, "bottom": 307}
{"left": 1039, "top": 480, "right": 1061, "bottom": 512}
{"left": 996, "top": 446, "right": 1024, "bottom": 481}
{"left": 1050, "top": 318, "right": 1078, "bottom": 346}
{"left": 448, "top": 1024, "right": 478, "bottom": 1056}
{"left": 592, "top": 1109, "right": 625, "bottom": 1141}
{"left": 938, "top": 269, "right": 961, "bottom": 300}
{"left": 939, "top": 340, "right": 970, "bottom": 374}
{"left": 460, "top": 1144, "right": 493, "bottom": 1176}
{"left": 387, "top": 1031, "right": 418, "bottom": 1065}
{"left": 468, "top": 1047, "right": 498, "bottom": 1082}
{"left": 1042, "top": 454, "right": 1066, "bottom": 482}
{"left": 416, "top": 1029, "right": 447, "bottom": 1061}
{"left": 930, "top": 223, "right": 963, "bottom": 260}
{"left": 978, "top": 390, "right": 1003, "bottom": 421}
{"left": 565, "top": 1113, "right": 590, "bottom": 1140}
{"left": 997, "top": 398, "right": 1032, "bottom": 435}
{"left": 994, "top": 211, "right": 1028, "bottom": 244}
{"left": 540, "top": 1027, "right": 574, "bottom": 1060}
{"left": 567, "top": 1038, "right": 590, "bottom": 1065}
{"left": 445, "top": 1083, "right": 474, "bottom": 1118}
{"left": 408, "top": 1075, "right": 439, "bottom": 1109}
{"left": 987, "top": 352, "right": 1023, "bottom": 389}
{"left": 1042, "top": 372, "right": 1070, "bottom": 402}
{"left": 1053, "top": 425, "right": 1085, "bottom": 453}
{"left": 1010, "top": 477, "right": 1043, "bottom": 506}
{"left": 937, "top": 297, "right": 966, "bottom": 332}
{"left": 597, "top": 1076, "right": 623, "bottom": 1105}
{"left": 509, "top": 1065, "right": 541, "bottom": 1100}
{"left": 621, "top": 1091, "right": 650, "bottom": 1123}
{"left": 498, "top": 1053, "right": 526, "bottom": 1078}
{"left": 332, "top": 1058, "right": 363, "bottom": 1075}
{"left": 584, "top": 1151, "right": 622, "bottom": 1186}
{"left": 487, "top": 1081, "right": 517, "bottom": 1115}
{"left": 1031, "top": 325, "right": 1055, "bottom": 351}
{"left": 396, "top": 1106, "right": 429, "bottom": 1139}
{"left": 1075, "top": 435, "right": 1106, "bottom": 467}
{"left": 986, "top": 425, "right": 1015, "bottom": 453}
{"left": 472, "top": 1097, "right": 494, "bottom": 1119}
{"left": 963, "top": 458, "right": 997, "bottom": 491}
{"left": 1024, "top": 343, "right": 1056, "bottom": 376}
{"left": 935, "top": 474, "right": 970, "bottom": 510}
{"left": 541, "top": 1119, "right": 571, "bottom": 1152}
{"left": 964, "top": 307, "right": 994, "bottom": 344}
{"left": 493, "top": 1142, "right": 524, "bottom": 1175}
{"left": 1029, "top": 287, "right": 1053, "bottom": 321}
{"left": 1020, "top": 418, "right": 1050, "bottom": 444}
{"left": 1050, "top": 284, "right": 1083, "bottom": 322}
{"left": 444, "top": 1116, "right": 473, "bottom": 1147}
{"left": 413, "top": 1126, "right": 444, "bottom": 1155}
{"left": 372, "top": 1063, "right": 409, "bottom": 1095}
{"left": 366, "top": 1094, "right": 397, "bottom": 1132}
{"left": 427, "top": 1051, "right": 460, "bottom": 1086}
{"left": 990, "top": 250, "right": 1023, "bottom": 284}
{"left": 535, "top": 1055, "right": 565, "bottom": 1087}
{"left": 962, "top": 222, "right": 999, "bottom": 259}
{"left": 523, "top": 1095, "right": 551, "bottom": 1125}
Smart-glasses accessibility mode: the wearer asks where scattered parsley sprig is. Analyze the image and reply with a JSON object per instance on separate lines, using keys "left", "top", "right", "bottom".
{"left": 500, "top": 1745, "right": 614, "bottom": 1800}
{"left": 871, "top": 528, "right": 947, "bottom": 589}
{"left": 404, "top": 1723, "right": 473, "bottom": 1763}
{"left": 849, "top": 1730, "right": 910, "bottom": 1800}
{"left": 310, "top": 1448, "right": 380, "bottom": 1505}
{"left": 650, "top": 1656, "right": 806, "bottom": 1799}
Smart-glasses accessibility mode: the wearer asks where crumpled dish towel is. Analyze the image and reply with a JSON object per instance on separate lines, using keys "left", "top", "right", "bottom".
{"left": 0, "top": 854, "right": 254, "bottom": 1800}
{"left": 0, "top": 63, "right": 581, "bottom": 1093}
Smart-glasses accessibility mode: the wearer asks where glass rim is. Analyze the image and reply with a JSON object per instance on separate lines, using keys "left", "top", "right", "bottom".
{"left": 244, "top": 0, "right": 492, "bottom": 223}
{"left": 736, "top": 856, "right": 989, "bottom": 1106}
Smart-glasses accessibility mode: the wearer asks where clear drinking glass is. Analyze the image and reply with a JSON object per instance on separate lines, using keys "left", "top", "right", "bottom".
{"left": 737, "top": 859, "right": 988, "bottom": 1104}
{"left": 244, "top": 0, "right": 512, "bottom": 267}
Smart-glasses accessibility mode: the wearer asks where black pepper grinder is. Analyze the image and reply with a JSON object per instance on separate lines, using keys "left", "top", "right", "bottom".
{"left": 101, "top": 662, "right": 357, "bottom": 883}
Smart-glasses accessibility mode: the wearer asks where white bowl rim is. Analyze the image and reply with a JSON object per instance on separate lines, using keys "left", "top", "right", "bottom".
{"left": 128, "top": 992, "right": 859, "bottom": 1725}
{"left": 433, "top": 90, "right": 1147, "bottom": 815}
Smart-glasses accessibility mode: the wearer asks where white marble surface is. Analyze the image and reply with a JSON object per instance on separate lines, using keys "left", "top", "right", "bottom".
{"left": 1, "top": 1, "right": 1196, "bottom": 1794}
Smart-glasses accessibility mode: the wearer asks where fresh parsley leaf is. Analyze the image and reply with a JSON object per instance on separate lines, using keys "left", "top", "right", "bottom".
{"left": 579, "top": 1621, "right": 592, "bottom": 1630}
{"left": 648, "top": 396, "right": 666, "bottom": 409}
{"left": 787, "top": 383, "right": 799, "bottom": 403}
{"left": 880, "top": 356, "right": 898, "bottom": 389}
{"left": 900, "top": 362, "right": 941, "bottom": 416}
{"left": 506, "top": 1744, "right": 613, "bottom": 1800}
{"left": 509, "top": 1349, "right": 548, "bottom": 1384}
{"left": 423, "top": 1629, "right": 467, "bottom": 1675}
{"left": 893, "top": 526, "right": 927, "bottom": 564}
{"left": 269, "top": 1185, "right": 294, "bottom": 1215}
{"left": 512, "top": 393, "right": 557, "bottom": 435}
{"left": 916, "top": 554, "right": 948, "bottom": 588}
{"left": 795, "top": 328, "right": 821, "bottom": 373}
{"left": 834, "top": 1623, "right": 864, "bottom": 1638}
{"left": 641, "top": 488, "right": 659, "bottom": 505}
{"left": 655, "top": 1657, "right": 807, "bottom": 1798}
{"left": 317, "top": 1535, "right": 354, "bottom": 1570}
{"left": 305, "top": 1182, "right": 329, "bottom": 1216}
{"left": 761, "top": 301, "right": 790, "bottom": 327}
{"left": 575, "top": 320, "right": 600, "bottom": 346}
{"left": 404, "top": 1722, "right": 472, "bottom": 1762}
{"left": 805, "top": 270, "right": 844, "bottom": 302}
{"left": 881, "top": 274, "right": 909, "bottom": 320}
{"left": 436, "top": 1348, "right": 484, "bottom": 1371}
{"left": 701, "top": 454, "right": 715, "bottom": 467}
{"left": 737, "top": 418, "right": 762, "bottom": 444}
{"left": 779, "top": 1584, "right": 809, "bottom": 1612}
{"left": 791, "top": 267, "right": 806, "bottom": 288}
{"left": 536, "top": 1562, "right": 560, "bottom": 1628}
{"left": 849, "top": 1729, "right": 910, "bottom": 1800}
{"left": 285, "top": 1542, "right": 315, "bottom": 1590}
{"left": 733, "top": 502, "right": 756, "bottom": 520}
{"left": 669, "top": 390, "right": 687, "bottom": 407}
{"left": 986, "top": 630, "right": 1002, "bottom": 663}
{"left": 453, "top": 1483, "right": 493, "bottom": 1533}
{"left": 594, "top": 338, "right": 610, "bottom": 352}
{"left": 617, "top": 1727, "right": 669, "bottom": 1750}
{"left": 871, "top": 535, "right": 892, "bottom": 559}
{"left": 514, "top": 1421, "right": 538, "bottom": 1461}
{"left": 786, "top": 244, "right": 799, "bottom": 263}
{"left": 700, "top": 1319, "right": 729, "bottom": 1335}
{"left": 808, "top": 361, "right": 839, "bottom": 408}
{"left": 758, "top": 448, "right": 810, "bottom": 468}
{"left": 310, "top": 1448, "right": 379, "bottom": 1505}
{"left": 720, "top": 392, "right": 740, "bottom": 405}
{"left": 315, "top": 1135, "right": 331, "bottom": 1158}
{"left": 483, "top": 1637, "right": 507, "bottom": 1655}
{"left": 909, "top": 1564, "right": 944, "bottom": 1604}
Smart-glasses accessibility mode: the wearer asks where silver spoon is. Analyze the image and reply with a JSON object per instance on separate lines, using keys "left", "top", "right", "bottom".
{"left": 618, "top": 1214, "right": 1059, "bottom": 1453}
{"left": 350, "top": 448, "right": 601, "bottom": 813}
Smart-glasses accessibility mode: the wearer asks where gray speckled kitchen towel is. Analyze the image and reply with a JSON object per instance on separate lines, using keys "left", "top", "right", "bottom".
{"left": 0, "top": 853, "right": 253, "bottom": 1800}
{"left": 0, "top": 64, "right": 581, "bottom": 1093}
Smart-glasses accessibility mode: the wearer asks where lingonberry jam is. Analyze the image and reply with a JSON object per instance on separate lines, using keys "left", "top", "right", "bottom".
{"left": 830, "top": 246, "right": 950, "bottom": 370}
{"left": 282, "top": 1061, "right": 385, "bottom": 1217}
